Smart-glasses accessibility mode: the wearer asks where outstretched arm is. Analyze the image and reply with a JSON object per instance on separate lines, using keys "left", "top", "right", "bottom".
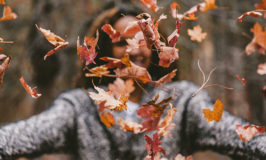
{"left": 0, "top": 89, "right": 89, "bottom": 159}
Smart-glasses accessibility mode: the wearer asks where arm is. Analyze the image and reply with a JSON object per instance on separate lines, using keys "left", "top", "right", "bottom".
{"left": 0, "top": 89, "right": 89, "bottom": 159}
{"left": 177, "top": 81, "right": 266, "bottom": 159}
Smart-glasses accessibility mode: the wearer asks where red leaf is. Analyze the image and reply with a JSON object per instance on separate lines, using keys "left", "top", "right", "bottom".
{"left": 168, "top": 21, "right": 184, "bottom": 47}
{"left": 144, "top": 133, "right": 165, "bottom": 160}
{"left": 235, "top": 124, "right": 265, "bottom": 142}
{"left": 101, "top": 24, "right": 121, "bottom": 43}
{"left": 140, "top": 0, "right": 159, "bottom": 12}
{"left": 20, "top": 76, "right": 42, "bottom": 98}
{"left": 0, "top": 54, "right": 10, "bottom": 84}
{"left": 236, "top": 75, "right": 246, "bottom": 86}
{"left": 158, "top": 46, "right": 179, "bottom": 68}
{"left": 154, "top": 69, "right": 177, "bottom": 86}
{"left": 237, "top": 11, "right": 263, "bottom": 22}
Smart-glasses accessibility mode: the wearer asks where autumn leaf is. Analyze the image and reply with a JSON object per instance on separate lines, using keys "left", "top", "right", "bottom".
{"left": 101, "top": 24, "right": 121, "bottom": 43}
{"left": 168, "top": 21, "right": 184, "bottom": 47}
{"left": 123, "top": 21, "right": 141, "bottom": 37}
{"left": 100, "top": 56, "right": 124, "bottom": 69}
{"left": 140, "top": 0, "right": 159, "bottom": 12}
{"left": 0, "top": 6, "right": 17, "bottom": 21}
{"left": 183, "top": 13, "right": 198, "bottom": 21}
{"left": 236, "top": 75, "right": 246, "bottom": 86}
{"left": 200, "top": 0, "right": 217, "bottom": 12}
{"left": 235, "top": 124, "right": 265, "bottom": 142}
{"left": 257, "top": 63, "right": 266, "bottom": 75}
{"left": 255, "top": 0, "right": 266, "bottom": 18}
{"left": 126, "top": 32, "right": 146, "bottom": 53}
{"left": 85, "top": 65, "right": 110, "bottom": 77}
{"left": 0, "top": 37, "right": 14, "bottom": 44}
{"left": 118, "top": 118, "right": 143, "bottom": 134}
{"left": 0, "top": 54, "right": 10, "bottom": 84}
{"left": 144, "top": 133, "right": 166, "bottom": 160}
{"left": 108, "top": 78, "right": 135, "bottom": 98}
{"left": 0, "top": 0, "right": 5, "bottom": 5}
{"left": 20, "top": 76, "right": 42, "bottom": 98}
{"left": 170, "top": 2, "right": 181, "bottom": 19}
{"left": 202, "top": 99, "right": 223, "bottom": 122}
{"left": 36, "top": 25, "right": 69, "bottom": 60}
{"left": 154, "top": 69, "right": 177, "bottom": 86}
{"left": 237, "top": 11, "right": 263, "bottom": 22}
{"left": 175, "top": 154, "right": 193, "bottom": 160}
{"left": 157, "top": 104, "right": 177, "bottom": 137}
{"left": 187, "top": 25, "right": 207, "bottom": 42}
{"left": 100, "top": 111, "right": 115, "bottom": 128}
{"left": 88, "top": 85, "right": 127, "bottom": 112}
{"left": 245, "top": 23, "right": 266, "bottom": 55}
{"left": 158, "top": 46, "right": 179, "bottom": 68}
{"left": 77, "top": 30, "right": 99, "bottom": 65}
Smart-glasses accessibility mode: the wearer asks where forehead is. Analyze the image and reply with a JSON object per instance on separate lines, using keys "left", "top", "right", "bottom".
{"left": 113, "top": 15, "right": 137, "bottom": 33}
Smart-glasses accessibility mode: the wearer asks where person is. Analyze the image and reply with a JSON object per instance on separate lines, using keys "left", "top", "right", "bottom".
{"left": 0, "top": 2, "right": 265, "bottom": 160}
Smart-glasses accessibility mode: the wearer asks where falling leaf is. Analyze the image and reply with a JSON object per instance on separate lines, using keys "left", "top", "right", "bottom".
{"left": 235, "top": 124, "right": 265, "bottom": 142}
{"left": 257, "top": 63, "right": 266, "bottom": 75}
{"left": 121, "top": 53, "right": 132, "bottom": 67}
{"left": 175, "top": 154, "right": 193, "bottom": 160}
{"left": 183, "top": 13, "right": 198, "bottom": 20}
{"left": 77, "top": 30, "right": 99, "bottom": 65}
{"left": 158, "top": 46, "right": 179, "bottom": 68}
{"left": 0, "top": 54, "right": 10, "bottom": 84}
{"left": 140, "top": 0, "right": 159, "bottom": 12}
{"left": 36, "top": 25, "right": 69, "bottom": 60}
{"left": 100, "top": 111, "right": 115, "bottom": 128}
{"left": 245, "top": 23, "right": 266, "bottom": 55}
{"left": 255, "top": 0, "right": 266, "bottom": 18}
{"left": 168, "top": 21, "right": 184, "bottom": 47}
{"left": 101, "top": 24, "right": 121, "bottom": 43}
{"left": 236, "top": 75, "right": 246, "bottom": 86}
{"left": 19, "top": 77, "right": 42, "bottom": 98}
{"left": 158, "top": 104, "right": 177, "bottom": 137}
{"left": 237, "top": 11, "right": 263, "bottom": 22}
{"left": 170, "top": 2, "right": 181, "bottom": 19}
{"left": 202, "top": 99, "right": 223, "bottom": 122}
{"left": 118, "top": 118, "right": 143, "bottom": 134}
{"left": 0, "top": 37, "right": 13, "bottom": 44}
{"left": 154, "top": 69, "right": 177, "bottom": 86}
{"left": 123, "top": 21, "right": 141, "bottom": 37}
{"left": 0, "top": 0, "right": 5, "bottom": 5}
{"left": 187, "top": 25, "right": 207, "bottom": 42}
{"left": 126, "top": 32, "right": 146, "bottom": 53}
{"left": 145, "top": 133, "right": 166, "bottom": 160}
{"left": 200, "top": 0, "right": 217, "bottom": 12}
{"left": 0, "top": 6, "right": 17, "bottom": 21}
{"left": 85, "top": 65, "right": 110, "bottom": 77}
{"left": 88, "top": 85, "right": 127, "bottom": 112}
{"left": 108, "top": 78, "right": 135, "bottom": 98}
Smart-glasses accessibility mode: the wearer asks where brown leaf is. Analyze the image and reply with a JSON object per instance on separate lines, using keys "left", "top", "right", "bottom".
{"left": 85, "top": 65, "right": 110, "bottom": 77}
{"left": 100, "top": 111, "right": 115, "bottom": 128}
{"left": 155, "top": 69, "right": 177, "bottom": 86}
{"left": 20, "top": 76, "right": 42, "bottom": 98}
{"left": 0, "top": 54, "right": 10, "bottom": 84}
{"left": 187, "top": 25, "right": 207, "bottom": 42}
{"left": 0, "top": 6, "right": 17, "bottom": 21}
{"left": 202, "top": 99, "right": 223, "bottom": 122}
{"left": 235, "top": 124, "right": 265, "bottom": 142}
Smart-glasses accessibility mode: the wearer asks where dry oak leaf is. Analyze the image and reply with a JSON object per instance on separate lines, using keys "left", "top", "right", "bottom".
{"left": 0, "top": 54, "right": 10, "bottom": 84}
{"left": 187, "top": 25, "right": 207, "bottom": 42}
{"left": 202, "top": 99, "right": 223, "bottom": 122}
{"left": 257, "top": 63, "right": 266, "bottom": 75}
{"left": 118, "top": 118, "right": 143, "bottom": 134}
{"left": 145, "top": 133, "right": 166, "bottom": 160}
{"left": 100, "top": 111, "right": 115, "bottom": 128}
{"left": 20, "top": 76, "right": 41, "bottom": 98}
{"left": 235, "top": 124, "right": 265, "bottom": 142}
{"left": 88, "top": 85, "right": 128, "bottom": 112}
{"left": 255, "top": 0, "right": 266, "bottom": 18}
{"left": 85, "top": 65, "right": 110, "bottom": 78}
{"left": 0, "top": 6, "right": 17, "bottom": 21}
{"left": 0, "top": 0, "right": 5, "bottom": 5}
{"left": 175, "top": 154, "right": 193, "bottom": 160}
{"left": 140, "top": 0, "right": 159, "bottom": 12}
{"left": 154, "top": 69, "right": 177, "bottom": 86}
{"left": 236, "top": 75, "right": 246, "bottom": 86}
{"left": 101, "top": 24, "right": 120, "bottom": 43}
{"left": 200, "top": 0, "right": 217, "bottom": 12}
{"left": 108, "top": 78, "right": 135, "bottom": 98}
{"left": 237, "top": 11, "right": 263, "bottom": 22}
{"left": 36, "top": 25, "right": 69, "bottom": 60}
{"left": 0, "top": 37, "right": 13, "bottom": 44}
{"left": 158, "top": 104, "right": 177, "bottom": 138}
{"left": 245, "top": 23, "right": 266, "bottom": 55}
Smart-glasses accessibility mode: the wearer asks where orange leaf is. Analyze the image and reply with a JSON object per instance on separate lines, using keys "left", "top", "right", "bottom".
{"left": 183, "top": 13, "right": 198, "bottom": 20}
{"left": 101, "top": 24, "right": 121, "bottom": 43}
{"left": 121, "top": 53, "right": 132, "bottom": 67}
{"left": 235, "top": 124, "right": 265, "bottom": 142}
{"left": 85, "top": 65, "right": 110, "bottom": 77}
{"left": 100, "top": 112, "right": 115, "bottom": 128}
{"left": 200, "top": 0, "right": 217, "bottom": 12}
{"left": 140, "top": 0, "right": 159, "bottom": 12}
{"left": 19, "top": 76, "right": 42, "bottom": 98}
{"left": 123, "top": 21, "right": 141, "bottom": 37}
{"left": 0, "top": 54, "right": 10, "bottom": 84}
{"left": 154, "top": 69, "right": 177, "bottom": 86}
{"left": 108, "top": 78, "right": 135, "bottom": 98}
{"left": 255, "top": 0, "right": 266, "bottom": 18}
{"left": 237, "top": 11, "right": 263, "bottom": 22}
{"left": 170, "top": 2, "right": 181, "bottom": 19}
{"left": 118, "top": 118, "right": 143, "bottom": 134}
{"left": 187, "top": 25, "right": 207, "bottom": 42}
{"left": 257, "top": 63, "right": 266, "bottom": 75}
{"left": 36, "top": 25, "right": 69, "bottom": 60}
{"left": 158, "top": 104, "right": 177, "bottom": 137}
{"left": 202, "top": 99, "right": 223, "bottom": 122}
{"left": 0, "top": 6, "right": 17, "bottom": 21}
{"left": 0, "top": 0, "right": 5, "bottom": 5}
{"left": 236, "top": 75, "right": 246, "bottom": 86}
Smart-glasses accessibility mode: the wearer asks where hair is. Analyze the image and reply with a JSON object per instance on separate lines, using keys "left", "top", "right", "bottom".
{"left": 75, "top": 1, "right": 179, "bottom": 88}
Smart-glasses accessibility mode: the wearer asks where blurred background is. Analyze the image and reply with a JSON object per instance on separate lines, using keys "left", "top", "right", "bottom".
{"left": 0, "top": 0, "right": 265, "bottom": 159}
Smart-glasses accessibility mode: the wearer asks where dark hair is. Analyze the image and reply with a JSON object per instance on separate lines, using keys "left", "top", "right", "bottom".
{"left": 75, "top": 1, "right": 179, "bottom": 88}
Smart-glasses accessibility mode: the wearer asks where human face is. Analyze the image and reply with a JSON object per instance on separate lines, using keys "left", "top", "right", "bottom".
{"left": 112, "top": 16, "right": 152, "bottom": 68}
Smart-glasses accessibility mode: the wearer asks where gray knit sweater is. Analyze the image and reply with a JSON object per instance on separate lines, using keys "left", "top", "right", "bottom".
{"left": 0, "top": 81, "right": 265, "bottom": 160}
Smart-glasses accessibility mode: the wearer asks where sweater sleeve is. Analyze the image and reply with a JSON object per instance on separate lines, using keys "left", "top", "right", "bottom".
{"left": 178, "top": 82, "right": 266, "bottom": 160}
{"left": 0, "top": 89, "right": 89, "bottom": 160}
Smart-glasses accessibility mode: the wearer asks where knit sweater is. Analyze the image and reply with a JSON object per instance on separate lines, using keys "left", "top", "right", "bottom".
{"left": 0, "top": 81, "right": 265, "bottom": 160}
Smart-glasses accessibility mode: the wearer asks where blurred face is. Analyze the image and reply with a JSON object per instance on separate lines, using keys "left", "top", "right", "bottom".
{"left": 113, "top": 16, "right": 152, "bottom": 68}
